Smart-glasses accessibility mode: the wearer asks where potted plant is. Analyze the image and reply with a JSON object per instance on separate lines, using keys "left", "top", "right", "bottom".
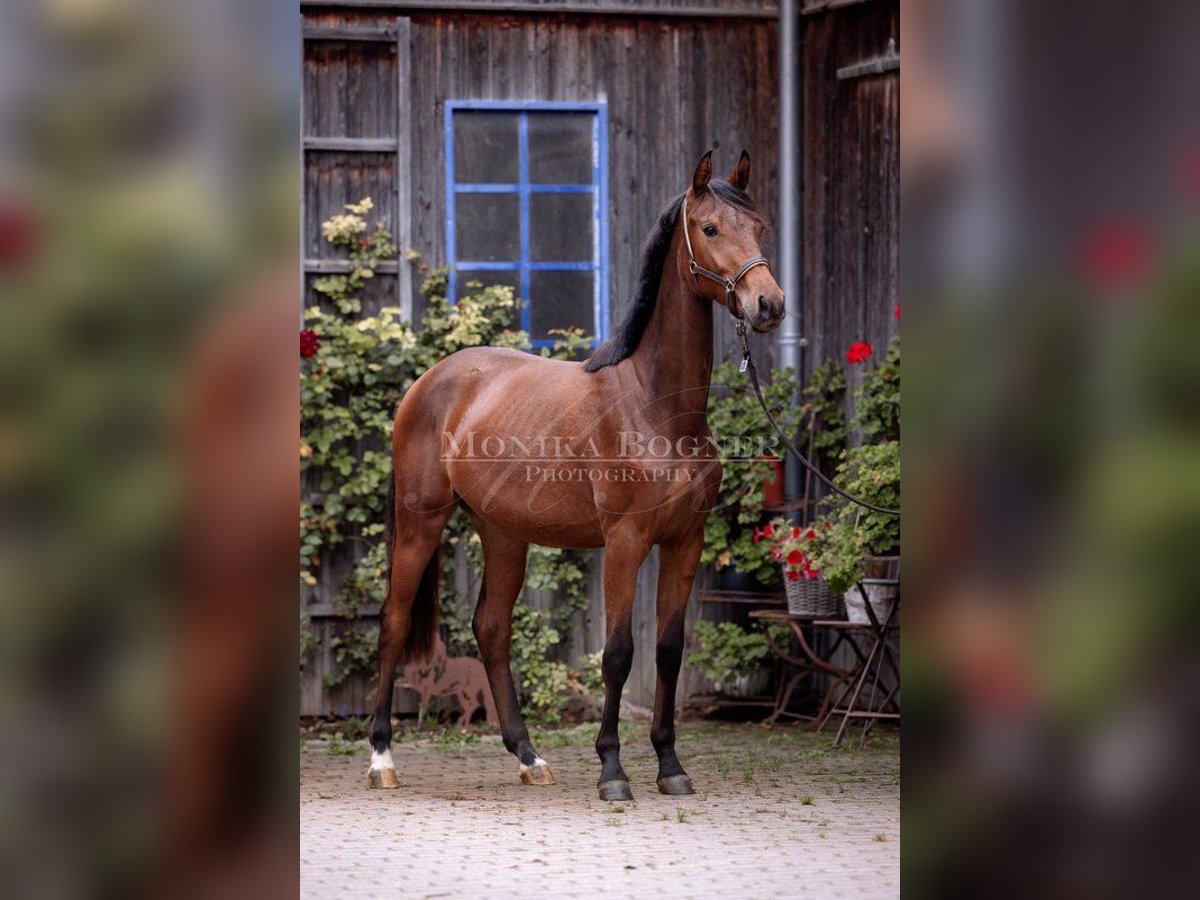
{"left": 762, "top": 518, "right": 842, "bottom": 618}
{"left": 687, "top": 620, "right": 791, "bottom": 697}
{"left": 810, "top": 336, "right": 900, "bottom": 622}
{"left": 809, "top": 443, "right": 900, "bottom": 623}
{"left": 702, "top": 362, "right": 801, "bottom": 589}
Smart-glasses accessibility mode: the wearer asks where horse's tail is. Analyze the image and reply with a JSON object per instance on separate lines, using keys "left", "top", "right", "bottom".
{"left": 404, "top": 550, "right": 441, "bottom": 664}
{"left": 383, "top": 469, "right": 441, "bottom": 664}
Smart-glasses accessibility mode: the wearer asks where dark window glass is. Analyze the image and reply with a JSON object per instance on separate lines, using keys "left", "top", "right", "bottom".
{"left": 529, "top": 194, "right": 594, "bottom": 261}
{"left": 455, "top": 193, "right": 520, "bottom": 261}
{"left": 453, "top": 113, "right": 519, "bottom": 183}
{"left": 530, "top": 271, "right": 594, "bottom": 340}
{"left": 528, "top": 114, "right": 593, "bottom": 184}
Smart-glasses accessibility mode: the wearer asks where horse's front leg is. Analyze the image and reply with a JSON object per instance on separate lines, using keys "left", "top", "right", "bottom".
{"left": 596, "top": 528, "right": 651, "bottom": 801}
{"left": 651, "top": 532, "right": 704, "bottom": 794}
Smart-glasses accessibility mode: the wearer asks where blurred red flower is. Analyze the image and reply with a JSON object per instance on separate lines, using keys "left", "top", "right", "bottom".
{"left": 0, "top": 202, "right": 39, "bottom": 269}
{"left": 300, "top": 329, "right": 321, "bottom": 358}
{"left": 786, "top": 569, "right": 800, "bottom": 582}
{"left": 1080, "top": 218, "right": 1151, "bottom": 289}
{"left": 786, "top": 550, "right": 803, "bottom": 566}
{"left": 846, "top": 341, "right": 873, "bottom": 364}
{"left": 894, "top": 303, "right": 900, "bottom": 321}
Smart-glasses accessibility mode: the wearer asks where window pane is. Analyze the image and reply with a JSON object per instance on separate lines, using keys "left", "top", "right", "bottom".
{"left": 454, "top": 270, "right": 521, "bottom": 307}
{"left": 530, "top": 271, "right": 594, "bottom": 341}
{"left": 453, "top": 112, "right": 518, "bottom": 183}
{"left": 528, "top": 113, "right": 594, "bottom": 184}
{"left": 529, "top": 194, "right": 594, "bottom": 261}
{"left": 455, "top": 193, "right": 520, "bottom": 262}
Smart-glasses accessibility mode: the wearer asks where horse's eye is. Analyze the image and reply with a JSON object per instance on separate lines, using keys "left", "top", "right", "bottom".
{"left": 702, "top": 224, "right": 718, "bottom": 237}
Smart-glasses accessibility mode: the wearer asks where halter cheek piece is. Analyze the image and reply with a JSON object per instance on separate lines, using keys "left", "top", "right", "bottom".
{"left": 680, "top": 194, "right": 772, "bottom": 321}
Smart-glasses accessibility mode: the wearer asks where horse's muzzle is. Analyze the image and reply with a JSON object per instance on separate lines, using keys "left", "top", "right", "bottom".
{"left": 749, "top": 293, "right": 786, "bottom": 332}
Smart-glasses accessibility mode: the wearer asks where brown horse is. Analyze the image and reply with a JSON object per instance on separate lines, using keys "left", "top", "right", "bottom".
{"left": 368, "top": 150, "right": 785, "bottom": 800}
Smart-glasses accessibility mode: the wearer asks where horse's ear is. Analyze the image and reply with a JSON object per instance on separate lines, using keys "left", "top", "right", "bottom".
{"left": 691, "top": 150, "right": 713, "bottom": 195}
{"left": 728, "top": 149, "right": 750, "bottom": 190}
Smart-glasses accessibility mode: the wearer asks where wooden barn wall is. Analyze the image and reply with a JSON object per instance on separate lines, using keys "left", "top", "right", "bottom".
{"left": 302, "top": 6, "right": 779, "bottom": 714}
{"left": 799, "top": 0, "right": 899, "bottom": 384}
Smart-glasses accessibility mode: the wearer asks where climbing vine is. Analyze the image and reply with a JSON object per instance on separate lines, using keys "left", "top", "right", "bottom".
{"left": 300, "top": 198, "right": 596, "bottom": 711}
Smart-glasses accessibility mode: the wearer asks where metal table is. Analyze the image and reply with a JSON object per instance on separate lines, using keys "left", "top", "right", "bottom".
{"left": 750, "top": 577, "right": 899, "bottom": 746}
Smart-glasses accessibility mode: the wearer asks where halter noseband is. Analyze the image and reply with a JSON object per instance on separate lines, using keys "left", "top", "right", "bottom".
{"left": 680, "top": 194, "right": 772, "bottom": 320}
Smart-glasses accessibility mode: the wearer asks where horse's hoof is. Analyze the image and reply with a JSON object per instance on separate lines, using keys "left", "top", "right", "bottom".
{"left": 519, "top": 760, "right": 556, "bottom": 786}
{"left": 657, "top": 774, "right": 695, "bottom": 796}
{"left": 367, "top": 768, "right": 400, "bottom": 789}
{"left": 598, "top": 779, "right": 634, "bottom": 802}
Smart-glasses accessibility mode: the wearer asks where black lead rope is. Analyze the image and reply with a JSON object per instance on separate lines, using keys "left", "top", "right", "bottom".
{"left": 736, "top": 321, "right": 901, "bottom": 518}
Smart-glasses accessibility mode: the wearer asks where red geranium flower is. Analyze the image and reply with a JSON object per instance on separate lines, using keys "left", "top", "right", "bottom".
{"left": 846, "top": 341, "right": 873, "bottom": 365}
{"left": 786, "top": 569, "right": 800, "bottom": 582}
{"left": 786, "top": 549, "right": 804, "bottom": 566}
{"left": 792, "top": 527, "right": 801, "bottom": 539}
{"left": 762, "top": 523, "right": 774, "bottom": 538}
{"left": 300, "top": 329, "right": 321, "bottom": 358}
{"left": 770, "top": 547, "right": 782, "bottom": 560}
{"left": 1080, "top": 218, "right": 1151, "bottom": 290}
{"left": 805, "top": 529, "right": 816, "bottom": 540}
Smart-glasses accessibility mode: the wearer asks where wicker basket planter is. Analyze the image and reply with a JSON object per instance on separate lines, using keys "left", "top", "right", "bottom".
{"left": 783, "top": 570, "right": 841, "bottom": 618}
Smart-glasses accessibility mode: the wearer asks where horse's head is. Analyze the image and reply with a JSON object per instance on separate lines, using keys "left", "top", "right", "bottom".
{"left": 682, "top": 150, "right": 785, "bottom": 333}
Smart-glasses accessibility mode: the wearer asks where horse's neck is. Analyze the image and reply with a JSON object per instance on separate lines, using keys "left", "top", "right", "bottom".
{"left": 627, "top": 233, "right": 714, "bottom": 421}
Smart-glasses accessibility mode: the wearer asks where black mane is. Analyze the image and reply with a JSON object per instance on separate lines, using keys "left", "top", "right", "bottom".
{"left": 583, "top": 179, "right": 761, "bottom": 372}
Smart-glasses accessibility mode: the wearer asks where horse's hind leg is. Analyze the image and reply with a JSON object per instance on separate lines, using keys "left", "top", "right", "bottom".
{"left": 471, "top": 523, "right": 555, "bottom": 785}
{"left": 366, "top": 487, "right": 453, "bottom": 789}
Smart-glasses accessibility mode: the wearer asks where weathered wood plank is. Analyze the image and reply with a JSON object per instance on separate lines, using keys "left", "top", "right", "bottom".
{"left": 304, "top": 136, "right": 399, "bottom": 150}
{"left": 302, "top": 1, "right": 779, "bottom": 19}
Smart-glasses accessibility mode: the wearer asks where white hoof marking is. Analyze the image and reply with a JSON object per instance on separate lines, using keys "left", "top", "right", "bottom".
{"left": 519, "top": 756, "right": 548, "bottom": 776}
{"left": 369, "top": 748, "right": 396, "bottom": 773}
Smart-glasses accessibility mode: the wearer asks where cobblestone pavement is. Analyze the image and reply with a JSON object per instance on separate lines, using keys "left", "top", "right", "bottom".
{"left": 300, "top": 721, "right": 899, "bottom": 899}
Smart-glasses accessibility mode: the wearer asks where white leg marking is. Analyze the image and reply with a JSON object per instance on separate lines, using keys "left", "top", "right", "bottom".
{"left": 519, "top": 755, "right": 548, "bottom": 776}
{"left": 370, "top": 747, "right": 396, "bottom": 772}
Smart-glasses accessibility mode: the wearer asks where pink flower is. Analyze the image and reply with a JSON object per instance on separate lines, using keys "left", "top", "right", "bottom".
{"left": 846, "top": 341, "right": 873, "bottom": 365}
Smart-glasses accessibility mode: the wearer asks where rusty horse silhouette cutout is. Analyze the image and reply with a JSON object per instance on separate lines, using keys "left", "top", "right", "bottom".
{"left": 400, "top": 633, "right": 497, "bottom": 730}
{"left": 367, "top": 150, "right": 784, "bottom": 799}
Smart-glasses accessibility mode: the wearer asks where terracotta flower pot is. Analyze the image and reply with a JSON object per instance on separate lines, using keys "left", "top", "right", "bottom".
{"left": 760, "top": 456, "right": 785, "bottom": 509}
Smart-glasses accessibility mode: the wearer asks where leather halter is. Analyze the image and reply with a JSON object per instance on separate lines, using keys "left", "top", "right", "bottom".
{"left": 680, "top": 193, "right": 771, "bottom": 319}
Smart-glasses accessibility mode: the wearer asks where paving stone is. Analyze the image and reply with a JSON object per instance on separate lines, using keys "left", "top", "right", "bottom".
{"left": 300, "top": 722, "right": 899, "bottom": 899}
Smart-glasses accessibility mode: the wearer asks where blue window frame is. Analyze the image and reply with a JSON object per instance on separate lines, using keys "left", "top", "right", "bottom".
{"left": 444, "top": 100, "right": 609, "bottom": 348}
